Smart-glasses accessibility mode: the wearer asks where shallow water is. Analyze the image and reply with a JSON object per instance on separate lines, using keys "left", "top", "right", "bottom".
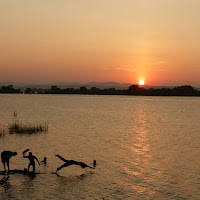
{"left": 0, "top": 94, "right": 199, "bottom": 199}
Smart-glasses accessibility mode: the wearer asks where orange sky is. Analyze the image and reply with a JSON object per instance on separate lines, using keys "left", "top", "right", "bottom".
{"left": 0, "top": 0, "right": 200, "bottom": 86}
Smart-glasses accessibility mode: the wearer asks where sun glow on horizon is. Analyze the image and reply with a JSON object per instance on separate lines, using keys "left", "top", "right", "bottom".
{"left": 139, "top": 80, "right": 145, "bottom": 86}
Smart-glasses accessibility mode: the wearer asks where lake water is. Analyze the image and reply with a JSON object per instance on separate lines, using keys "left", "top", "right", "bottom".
{"left": 0, "top": 94, "right": 199, "bottom": 200}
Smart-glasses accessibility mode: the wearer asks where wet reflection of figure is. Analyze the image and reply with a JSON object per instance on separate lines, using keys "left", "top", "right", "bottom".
{"left": 23, "top": 152, "right": 40, "bottom": 172}
{"left": 1, "top": 151, "right": 17, "bottom": 171}
{"left": 55, "top": 154, "right": 93, "bottom": 172}
{"left": 0, "top": 175, "right": 9, "bottom": 185}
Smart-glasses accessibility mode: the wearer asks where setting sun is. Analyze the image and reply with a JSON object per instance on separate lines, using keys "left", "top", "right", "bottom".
{"left": 139, "top": 80, "right": 145, "bottom": 86}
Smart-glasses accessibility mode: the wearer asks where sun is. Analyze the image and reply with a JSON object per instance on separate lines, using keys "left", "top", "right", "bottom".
{"left": 139, "top": 80, "right": 144, "bottom": 86}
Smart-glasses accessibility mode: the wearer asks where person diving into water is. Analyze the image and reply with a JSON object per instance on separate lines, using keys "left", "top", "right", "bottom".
{"left": 55, "top": 154, "right": 95, "bottom": 172}
{"left": 23, "top": 151, "right": 40, "bottom": 172}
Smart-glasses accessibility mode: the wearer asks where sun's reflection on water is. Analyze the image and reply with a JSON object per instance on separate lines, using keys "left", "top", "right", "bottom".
{"left": 132, "top": 105, "right": 150, "bottom": 159}
{"left": 122, "top": 104, "right": 157, "bottom": 196}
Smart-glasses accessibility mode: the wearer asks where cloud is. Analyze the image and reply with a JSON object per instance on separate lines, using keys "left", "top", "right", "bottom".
{"left": 153, "top": 61, "right": 166, "bottom": 65}
{"left": 115, "top": 67, "right": 137, "bottom": 71}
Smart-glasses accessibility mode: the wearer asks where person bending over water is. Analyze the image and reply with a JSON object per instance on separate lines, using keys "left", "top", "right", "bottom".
{"left": 1, "top": 151, "right": 17, "bottom": 172}
{"left": 55, "top": 154, "right": 94, "bottom": 172}
{"left": 23, "top": 152, "right": 40, "bottom": 172}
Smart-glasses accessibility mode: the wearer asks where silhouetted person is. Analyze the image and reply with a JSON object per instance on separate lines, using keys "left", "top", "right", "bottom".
{"left": 1, "top": 151, "right": 17, "bottom": 171}
{"left": 23, "top": 152, "right": 40, "bottom": 172}
{"left": 55, "top": 154, "right": 93, "bottom": 172}
{"left": 41, "top": 157, "right": 47, "bottom": 165}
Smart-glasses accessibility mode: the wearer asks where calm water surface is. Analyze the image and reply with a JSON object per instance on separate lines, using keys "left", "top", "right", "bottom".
{"left": 0, "top": 94, "right": 199, "bottom": 200}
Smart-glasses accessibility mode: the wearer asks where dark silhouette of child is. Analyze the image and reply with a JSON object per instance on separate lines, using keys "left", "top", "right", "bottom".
{"left": 41, "top": 157, "right": 47, "bottom": 165}
{"left": 1, "top": 151, "right": 17, "bottom": 171}
{"left": 23, "top": 152, "right": 40, "bottom": 172}
{"left": 55, "top": 154, "right": 93, "bottom": 172}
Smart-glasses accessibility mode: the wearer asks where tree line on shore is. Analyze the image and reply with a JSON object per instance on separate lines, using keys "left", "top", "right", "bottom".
{"left": 0, "top": 84, "right": 200, "bottom": 96}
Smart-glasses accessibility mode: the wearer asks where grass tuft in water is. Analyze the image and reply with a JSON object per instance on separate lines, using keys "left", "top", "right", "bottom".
{"left": 8, "top": 121, "right": 48, "bottom": 134}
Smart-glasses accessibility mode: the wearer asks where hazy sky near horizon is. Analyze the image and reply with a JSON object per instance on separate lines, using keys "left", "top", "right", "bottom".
{"left": 1, "top": 0, "right": 200, "bottom": 86}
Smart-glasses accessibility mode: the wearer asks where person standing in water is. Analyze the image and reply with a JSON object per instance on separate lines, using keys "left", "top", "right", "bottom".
{"left": 1, "top": 151, "right": 17, "bottom": 171}
{"left": 23, "top": 152, "right": 40, "bottom": 172}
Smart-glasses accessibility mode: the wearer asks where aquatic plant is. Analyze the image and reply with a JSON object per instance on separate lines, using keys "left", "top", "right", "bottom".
{"left": 8, "top": 121, "right": 48, "bottom": 134}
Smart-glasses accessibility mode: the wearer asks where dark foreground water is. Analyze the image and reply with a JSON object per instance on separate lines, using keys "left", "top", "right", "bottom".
{"left": 0, "top": 94, "right": 199, "bottom": 200}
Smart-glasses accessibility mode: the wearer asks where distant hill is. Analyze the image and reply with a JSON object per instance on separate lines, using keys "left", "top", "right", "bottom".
{"left": 0, "top": 82, "right": 199, "bottom": 91}
{"left": 0, "top": 82, "right": 133, "bottom": 90}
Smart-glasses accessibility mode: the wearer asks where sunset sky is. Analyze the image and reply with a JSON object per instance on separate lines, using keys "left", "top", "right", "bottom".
{"left": 1, "top": 0, "right": 200, "bottom": 86}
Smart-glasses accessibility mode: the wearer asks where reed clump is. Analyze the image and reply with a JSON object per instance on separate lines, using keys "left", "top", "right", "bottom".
{"left": 8, "top": 121, "right": 48, "bottom": 134}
